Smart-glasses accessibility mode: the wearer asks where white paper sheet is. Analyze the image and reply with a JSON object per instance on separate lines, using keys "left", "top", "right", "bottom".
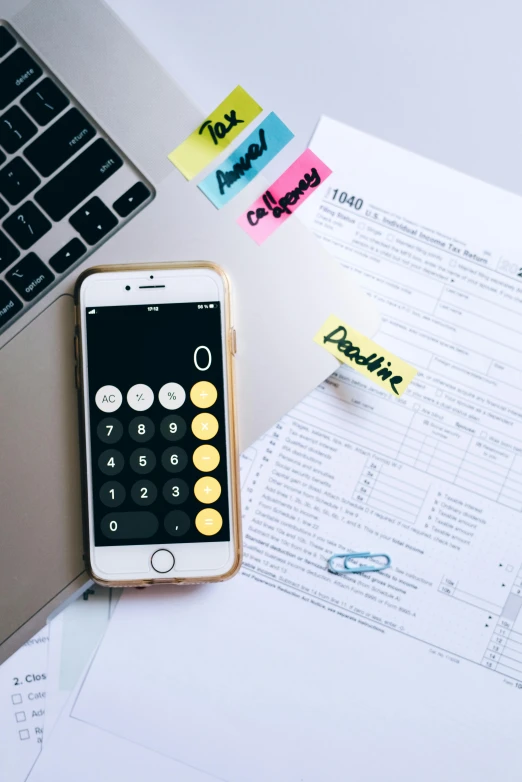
{"left": 44, "top": 585, "right": 120, "bottom": 737}
{"left": 31, "top": 117, "right": 522, "bottom": 781}
{"left": 0, "top": 628, "right": 48, "bottom": 782}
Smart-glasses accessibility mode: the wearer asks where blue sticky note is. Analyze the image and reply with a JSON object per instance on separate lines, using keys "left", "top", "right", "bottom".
{"left": 198, "top": 112, "right": 294, "bottom": 208}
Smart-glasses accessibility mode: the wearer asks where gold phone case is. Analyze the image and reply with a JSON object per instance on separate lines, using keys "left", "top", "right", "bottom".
{"left": 74, "top": 262, "right": 242, "bottom": 587}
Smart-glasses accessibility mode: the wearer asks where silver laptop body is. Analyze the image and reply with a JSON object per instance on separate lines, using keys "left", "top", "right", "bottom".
{"left": 0, "top": 0, "right": 379, "bottom": 663}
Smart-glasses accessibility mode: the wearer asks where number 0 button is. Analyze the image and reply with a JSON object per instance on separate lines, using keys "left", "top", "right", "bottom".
{"left": 131, "top": 479, "right": 157, "bottom": 506}
{"left": 163, "top": 478, "right": 189, "bottom": 505}
{"left": 98, "top": 449, "right": 124, "bottom": 476}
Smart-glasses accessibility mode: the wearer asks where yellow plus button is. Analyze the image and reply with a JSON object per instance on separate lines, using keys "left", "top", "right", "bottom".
{"left": 194, "top": 476, "right": 221, "bottom": 504}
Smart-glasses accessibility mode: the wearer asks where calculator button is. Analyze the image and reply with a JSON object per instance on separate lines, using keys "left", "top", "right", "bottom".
{"left": 101, "top": 512, "right": 158, "bottom": 540}
{"left": 160, "top": 414, "right": 186, "bottom": 442}
{"left": 95, "top": 385, "right": 122, "bottom": 413}
{"left": 163, "top": 478, "right": 189, "bottom": 505}
{"left": 129, "top": 448, "right": 156, "bottom": 475}
{"left": 190, "top": 381, "right": 217, "bottom": 409}
{"left": 194, "top": 476, "right": 221, "bottom": 504}
{"left": 151, "top": 549, "right": 175, "bottom": 573}
{"left": 193, "top": 444, "right": 220, "bottom": 472}
{"left": 98, "top": 449, "right": 124, "bottom": 476}
{"left": 97, "top": 418, "right": 123, "bottom": 444}
{"left": 161, "top": 446, "right": 188, "bottom": 474}
{"left": 158, "top": 382, "right": 186, "bottom": 410}
{"left": 164, "top": 511, "right": 191, "bottom": 538}
{"left": 99, "top": 481, "right": 125, "bottom": 507}
{"left": 131, "top": 479, "right": 157, "bottom": 507}
{"left": 127, "top": 383, "right": 154, "bottom": 411}
{"left": 128, "top": 416, "right": 155, "bottom": 442}
{"left": 191, "top": 412, "right": 219, "bottom": 441}
{"left": 195, "top": 508, "right": 223, "bottom": 536}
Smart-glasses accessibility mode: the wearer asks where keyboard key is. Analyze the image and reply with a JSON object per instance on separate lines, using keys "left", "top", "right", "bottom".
{"left": 0, "top": 27, "right": 16, "bottom": 58}
{"left": 0, "top": 280, "right": 23, "bottom": 330}
{"left": 5, "top": 252, "right": 54, "bottom": 301}
{"left": 113, "top": 182, "right": 151, "bottom": 217}
{"left": 0, "top": 49, "right": 43, "bottom": 110}
{"left": 0, "top": 149, "right": 5, "bottom": 166}
{"left": 49, "top": 237, "right": 85, "bottom": 273}
{"left": 3, "top": 202, "right": 51, "bottom": 249}
{"left": 24, "top": 108, "right": 95, "bottom": 177}
{"left": 0, "top": 158, "right": 40, "bottom": 205}
{"left": 0, "top": 230, "right": 20, "bottom": 272}
{"left": 34, "top": 138, "right": 123, "bottom": 221}
{"left": 0, "top": 197, "right": 7, "bottom": 219}
{"left": 69, "top": 196, "right": 117, "bottom": 245}
{"left": 21, "top": 78, "right": 69, "bottom": 126}
{"left": 0, "top": 106, "right": 37, "bottom": 153}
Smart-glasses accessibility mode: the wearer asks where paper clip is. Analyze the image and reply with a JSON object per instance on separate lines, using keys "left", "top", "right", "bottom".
{"left": 327, "top": 552, "right": 391, "bottom": 575}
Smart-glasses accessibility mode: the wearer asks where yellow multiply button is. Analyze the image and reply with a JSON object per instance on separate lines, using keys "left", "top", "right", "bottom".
{"left": 190, "top": 381, "right": 218, "bottom": 409}
{"left": 195, "top": 508, "right": 223, "bottom": 536}
{"left": 194, "top": 476, "right": 221, "bottom": 504}
{"left": 191, "top": 412, "right": 219, "bottom": 440}
{"left": 193, "top": 444, "right": 220, "bottom": 472}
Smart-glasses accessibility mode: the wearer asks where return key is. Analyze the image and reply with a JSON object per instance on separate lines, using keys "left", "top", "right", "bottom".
{"left": 24, "top": 108, "right": 95, "bottom": 177}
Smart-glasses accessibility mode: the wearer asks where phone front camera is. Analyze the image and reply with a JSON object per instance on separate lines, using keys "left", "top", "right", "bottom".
{"left": 125, "top": 285, "right": 131, "bottom": 291}
{"left": 150, "top": 275, "right": 154, "bottom": 279}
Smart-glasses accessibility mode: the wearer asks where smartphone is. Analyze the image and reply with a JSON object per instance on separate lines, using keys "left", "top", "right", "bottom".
{"left": 74, "top": 263, "right": 241, "bottom": 586}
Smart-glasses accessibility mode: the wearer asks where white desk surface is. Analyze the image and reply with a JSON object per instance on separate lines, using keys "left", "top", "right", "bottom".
{"left": 106, "top": 0, "right": 522, "bottom": 197}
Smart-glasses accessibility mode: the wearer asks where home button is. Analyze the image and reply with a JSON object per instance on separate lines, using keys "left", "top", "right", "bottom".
{"left": 151, "top": 549, "right": 175, "bottom": 573}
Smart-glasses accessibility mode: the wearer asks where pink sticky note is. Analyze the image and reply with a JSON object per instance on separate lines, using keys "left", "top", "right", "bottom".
{"left": 237, "top": 148, "right": 332, "bottom": 244}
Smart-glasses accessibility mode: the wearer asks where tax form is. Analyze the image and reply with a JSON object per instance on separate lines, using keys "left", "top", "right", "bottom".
{"left": 29, "top": 118, "right": 522, "bottom": 781}
{"left": 0, "top": 628, "right": 48, "bottom": 782}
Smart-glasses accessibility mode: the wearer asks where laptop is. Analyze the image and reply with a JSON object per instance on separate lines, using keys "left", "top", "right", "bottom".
{"left": 0, "top": 0, "right": 379, "bottom": 663}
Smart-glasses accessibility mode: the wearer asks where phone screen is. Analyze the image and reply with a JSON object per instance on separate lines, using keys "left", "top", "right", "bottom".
{"left": 85, "top": 302, "right": 231, "bottom": 547}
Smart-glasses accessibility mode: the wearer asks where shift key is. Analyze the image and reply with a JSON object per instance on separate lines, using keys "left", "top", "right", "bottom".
{"left": 24, "top": 108, "right": 95, "bottom": 177}
{"left": 34, "top": 139, "right": 123, "bottom": 221}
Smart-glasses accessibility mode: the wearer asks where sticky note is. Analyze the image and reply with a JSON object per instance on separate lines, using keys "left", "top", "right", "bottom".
{"left": 237, "top": 148, "right": 331, "bottom": 244}
{"left": 168, "top": 86, "right": 262, "bottom": 180}
{"left": 198, "top": 113, "right": 294, "bottom": 208}
{"left": 314, "top": 315, "right": 418, "bottom": 397}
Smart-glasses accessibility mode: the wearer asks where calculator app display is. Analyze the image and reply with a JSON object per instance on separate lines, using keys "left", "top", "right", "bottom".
{"left": 86, "top": 302, "right": 230, "bottom": 547}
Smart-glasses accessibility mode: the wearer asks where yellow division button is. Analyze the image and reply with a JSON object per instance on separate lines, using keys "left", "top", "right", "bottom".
{"left": 191, "top": 412, "right": 219, "bottom": 440}
{"left": 193, "top": 444, "right": 220, "bottom": 472}
{"left": 194, "top": 476, "right": 221, "bottom": 503}
{"left": 190, "top": 381, "right": 217, "bottom": 409}
{"left": 195, "top": 508, "right": 223, "bottom": 536}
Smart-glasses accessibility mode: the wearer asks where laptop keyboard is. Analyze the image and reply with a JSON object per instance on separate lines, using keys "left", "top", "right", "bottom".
{"left": 0, "top": 23, "right": 154, "bottom": 334}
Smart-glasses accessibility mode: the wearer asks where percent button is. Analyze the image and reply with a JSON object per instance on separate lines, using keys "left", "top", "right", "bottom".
{"left": 159, "top": 382, "right": 186, "bottom": 410}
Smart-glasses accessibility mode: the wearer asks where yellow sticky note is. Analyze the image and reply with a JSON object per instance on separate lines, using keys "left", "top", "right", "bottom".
{"left": 314, "top": 315, "right": 417, "bottom": 397}
{"left": 168, "top": 86, "right": 262, "bottom": 180}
